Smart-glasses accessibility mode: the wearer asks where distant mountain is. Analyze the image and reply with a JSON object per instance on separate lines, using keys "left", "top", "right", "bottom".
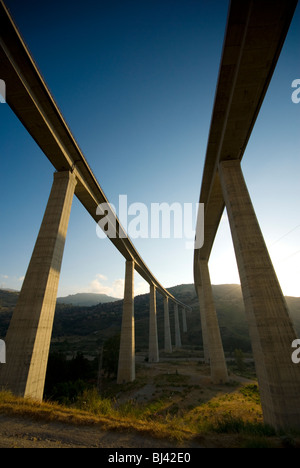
{"left": 50, "top": 284, "right": 300, "bottom": 356}
{"left": 0, "top": 289, "right": 19, "bottom": 307}
{"left": 57, "top": 293, "right": 119, "bottom": 307}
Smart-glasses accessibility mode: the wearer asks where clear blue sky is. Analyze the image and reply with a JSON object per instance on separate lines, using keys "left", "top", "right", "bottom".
{"left": 0, "top": 0, "right": 299, "bottom": 298}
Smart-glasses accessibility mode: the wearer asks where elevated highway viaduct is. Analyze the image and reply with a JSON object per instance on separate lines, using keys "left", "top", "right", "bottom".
{"left": 194, "top": 0, "right": 300, "bottom": 430}
{"left": 0, "top": 0, "right": 190, "bottom": 400}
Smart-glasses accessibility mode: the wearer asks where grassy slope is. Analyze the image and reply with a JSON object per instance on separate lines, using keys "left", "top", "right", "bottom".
{"left": 1, "top": 360, "right": 300, "bottom": 448}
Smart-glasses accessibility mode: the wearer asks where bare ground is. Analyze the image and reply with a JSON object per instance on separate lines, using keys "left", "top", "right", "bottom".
{"left": 0, "top": 414, "right": 203, "bottom": 448}
{"left": 0, "top": 357, "right": 262, "bottom": 449}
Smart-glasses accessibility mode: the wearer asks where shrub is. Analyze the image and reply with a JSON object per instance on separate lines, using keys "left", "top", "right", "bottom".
{"left": 211, "top": 413, "right": 276, "bottom": 436}
{"left": 75, "top": 387, "right": 114, "bottom": 416}
{"left": 239, "top": 384, "right": 260, "bottom": 404}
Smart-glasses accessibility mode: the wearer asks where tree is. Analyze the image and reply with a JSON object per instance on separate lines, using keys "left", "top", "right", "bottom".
{"left": 234, "top": 348, "right": 245, "bottom": 373}
{"left": 102, "top": 334, "right": 120, "bottom": 377}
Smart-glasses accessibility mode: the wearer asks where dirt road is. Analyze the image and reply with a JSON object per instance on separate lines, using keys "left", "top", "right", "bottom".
{"left": 0, "top": 415, "right": 204, "bottom": 449}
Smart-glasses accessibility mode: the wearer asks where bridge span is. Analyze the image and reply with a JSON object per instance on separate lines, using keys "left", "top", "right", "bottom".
{"left": 0, "top": 0, "right": 190, "bottom": 400}
{"left": 194, "top": 0, "right": 300, "bottom": 430}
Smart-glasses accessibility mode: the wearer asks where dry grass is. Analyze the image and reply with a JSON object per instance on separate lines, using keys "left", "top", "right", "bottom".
{"left": 0, "top": 383, "right": 274, "bottom": 446}
{"left": 1, "top": 361, "right": 299, "bottom": 448}
{"left": 0, "top": 390, "right": 190, "bottom": 442}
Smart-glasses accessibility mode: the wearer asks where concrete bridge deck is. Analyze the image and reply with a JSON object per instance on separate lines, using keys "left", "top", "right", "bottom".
{"left": 195, "top": 0, "right": 298, "bottom": 264}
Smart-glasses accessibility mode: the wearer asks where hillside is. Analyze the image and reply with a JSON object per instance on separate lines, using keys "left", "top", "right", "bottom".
{"left": 1, "top": 358, "right": 299, "bottom": 448}
{"left": 57, "top": 293, "right": 119, "bottom": 307}
{"left": 1, "top": 285, "right": 299, "bottom": 357}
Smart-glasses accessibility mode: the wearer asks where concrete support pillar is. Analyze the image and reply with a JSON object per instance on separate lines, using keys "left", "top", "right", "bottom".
{"left": 0, "top": 171, "right": 77, "bottom": 400}
{"left": 182, "top": 309, "right": 187, "bottom": 333}
{"left": 199, "top": 260, "right": 228, "bottom": 383}
{"left": 219, "top": 159, "right": 300, "bottom": 430}
{"left": 117, "top": 260, "right": 135, "bottom": 384}
{"left": 163, "top": 297, "right": 172, "bottom": 353}
{"left": 174, "top": 303, "right": 182, "bottom": 348}
{"left": 195, "top": 271, "right": 210, "bottom": 363}
{"left": 149, "top": 284, "right": 159, "bottom": 362}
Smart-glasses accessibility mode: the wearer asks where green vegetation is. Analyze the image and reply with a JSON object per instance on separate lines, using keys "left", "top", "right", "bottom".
{"left": 239, "top": 383, "right": 260, "bottom": 404}
{"left": 1, "top": 285, "right": 300, "bottom": 357}
{"left": 44, "top": 352, "right": 98, "bottom": 404}
{"left": 102, "top": 334, "right": 121, "bottom": 377}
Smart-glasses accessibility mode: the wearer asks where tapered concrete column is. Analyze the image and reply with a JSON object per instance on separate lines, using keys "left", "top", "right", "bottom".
{"left": 195, "top": 275, "right": 210, "bottom": 363}
{"left": 219, "top": 159, "right": 300, "bottom": 430}
{"left": 182, "top": 309, "right": 187, "bottom": 333}
{"left": 149, "top": 284, "right": 159, "bottom": 362}
{"left": 0, "top": 171, "right": 77, "bottom": 400}
{"left": 164, "top": 297, "right": 172, "bottom": 353}
{"left": 199, "top": 260, "right": 228, "bottom": 383}
{"left": 117, "top": 260, "right": 135, "bottom": 384}
{"left": 174, "top": 303, "right": 182, "bottom": 348}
